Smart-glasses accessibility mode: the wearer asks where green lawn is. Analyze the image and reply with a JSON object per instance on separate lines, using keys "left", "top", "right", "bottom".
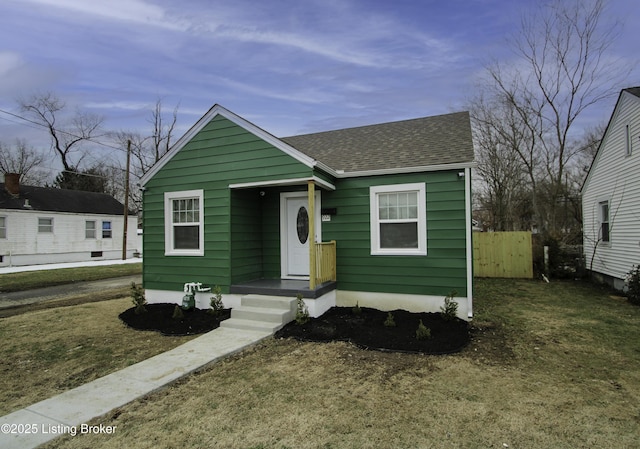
{"left": 0, "top": 263, "right": 141, "bottom": 292}
{"left": 40, "top": 277, "right": 640, "bottom": 449}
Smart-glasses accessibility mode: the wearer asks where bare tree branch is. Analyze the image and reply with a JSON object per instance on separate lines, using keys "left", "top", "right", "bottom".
{"left": 19, "top": 92, "right": 105, "bottom": 172}
{"left": 0, "top": 139, "right": 48, "bottom": 185}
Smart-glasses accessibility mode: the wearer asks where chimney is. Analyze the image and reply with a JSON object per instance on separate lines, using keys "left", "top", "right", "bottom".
{"left": 4, "top": 173, "right": 20, "bottom": 197}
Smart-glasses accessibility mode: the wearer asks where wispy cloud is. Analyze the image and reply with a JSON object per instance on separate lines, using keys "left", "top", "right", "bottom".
{"left": 14, "top": 0, "right": 186, "bottom": 30}
{"left": 0, "top": 51, "right": 23, "bottom": 76}
{"left": 213, "top": 76, "right": 341, "bottom": 105}
{"left": 12, "top": 0, "right": 457, "bottom": 71}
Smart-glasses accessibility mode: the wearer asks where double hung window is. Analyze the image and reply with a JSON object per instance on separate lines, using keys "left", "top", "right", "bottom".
{"left": 102, "top": 221, "right": 112, "bottom": 239}
{"left": 370, "top": 183, "right": 426, "bottom": 255}
{"left": 86, "top": 220, "right": 96, "bottom": 239}
{"left": 599, "top": 201, "right": 610, "bottom": 243}
{"left": 38, "top": 217, "right": 53, "bottom": 233}
{"left": 164, "top": 190, "right": 204, "bottom": 256}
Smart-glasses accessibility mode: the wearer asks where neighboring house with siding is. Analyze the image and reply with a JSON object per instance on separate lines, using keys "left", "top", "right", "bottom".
{"left": 582, "top": 87, "right": 640, "bottom": 290}
{"left": 0, "top": 173, "right": 139, "bottom": 267}
{"left": 140, "top": 105, "right": 475, "bottom": 319}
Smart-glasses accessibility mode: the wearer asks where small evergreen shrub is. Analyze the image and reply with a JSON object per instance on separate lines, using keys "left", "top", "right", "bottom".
{"left": 625, "top": 265, "right": 640, "bottom": 306}
{"left": 172, "top": 305, "right": 184, "bottom": 320}
{"left": 440, "top": 290, "right": 459, "bottom": 321}
{"left": 352, "top": 302, "right": 362, "bottom": 316}
{"left": 384, "top": 312, "right": 396, "bottom": 327}
{"left": 295, "top": 294, "right": 310, "bottom": 325}
{"left": 416, "top": 319, "right": 432, "bottom": 341}
{"left": 209, "top": 285, "right": 224, "bottom": 316}
{"left": 130, "top": 282, "right": 147, "bottom": 315}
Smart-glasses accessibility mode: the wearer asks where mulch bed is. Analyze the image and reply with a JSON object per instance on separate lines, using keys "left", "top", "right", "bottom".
{"left": 275, "top": 306, "right": 470, "bottom": 354}
{"left": 119, "top": 303, "right": 231, "bottom": 336}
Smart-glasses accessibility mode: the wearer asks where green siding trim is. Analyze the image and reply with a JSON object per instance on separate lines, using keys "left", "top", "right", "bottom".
{"left": 321, "top": 171, "right": 469, "bottom": 297}
{"left": 143, "top": 115, "right": 313, "bottom": 294}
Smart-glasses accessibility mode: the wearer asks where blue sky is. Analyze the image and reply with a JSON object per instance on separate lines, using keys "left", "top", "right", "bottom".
{"left": 1, "top": 0, "right": 638, "bottom": 160}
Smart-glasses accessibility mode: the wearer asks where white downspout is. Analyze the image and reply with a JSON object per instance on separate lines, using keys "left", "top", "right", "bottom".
{"left": 465, "top": 167, "right": 473, "bottom": 319}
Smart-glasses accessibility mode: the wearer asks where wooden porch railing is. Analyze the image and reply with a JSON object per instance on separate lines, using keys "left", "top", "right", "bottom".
{"left": 314, "top": 240, "right": 336, "bottom": 286}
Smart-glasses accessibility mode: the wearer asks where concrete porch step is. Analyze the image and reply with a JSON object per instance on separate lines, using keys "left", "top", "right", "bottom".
{"left": 220, "top": 295, "right": 296, "bottom": 333}
{"left": 241, "top": 294, "right": 297, "bottom": 312}
{"left": 231, "top": 306, "right": 291, "bottom": 323}
{"left": 220, "top": 318, "right": 283, "bottom": 333}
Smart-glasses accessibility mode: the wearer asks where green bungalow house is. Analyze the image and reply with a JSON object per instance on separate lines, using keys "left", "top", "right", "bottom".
{"left": 139, "top": 104, "right": 475, "bottom": 324}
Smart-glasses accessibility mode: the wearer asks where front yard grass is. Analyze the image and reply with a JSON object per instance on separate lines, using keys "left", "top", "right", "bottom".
{"left": 0, "top": 262, "right": 142, "bottom": 293}
{"left": 0, "top": 297, "right": 196, "bottom": 416}
{"left": 9, "top": 278, "right": 640, "bottom": 448}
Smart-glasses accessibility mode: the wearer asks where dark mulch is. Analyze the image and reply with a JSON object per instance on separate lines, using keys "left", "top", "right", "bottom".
{"left": 275, "top": 306, "right": 470, "bottom": 354}
{"left": 119, "top": 303, "right": 231, "bottom": 336}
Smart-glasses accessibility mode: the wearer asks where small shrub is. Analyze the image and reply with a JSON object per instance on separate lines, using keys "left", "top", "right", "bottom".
{"left": 209, "top": 285, "right": 224, "bottom": 316}
{"left": 352, "top": 302, "right": 362, "bottom": 316}
{"left": 440, "top": 290, "right": 459, "bottom": 321}
{"left": 172, "top": 305, "right": 184, "bottom": 320}
{"left": 295, "top": 294, "right": 310, "bottom": 325}
{"left": 384, "top": 312, "right": 396, "bottom": 327}
{"left": 625, "top": 265, "right": 640, "bottom": 306}
{"left": 130, "top": 282, "right": 147, "bottom": 315}
{"left": 416, "top": 319, "right": 431, "bottom": 341}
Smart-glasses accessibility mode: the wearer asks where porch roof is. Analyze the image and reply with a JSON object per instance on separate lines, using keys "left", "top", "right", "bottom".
{"left": 228, "top": 176, "right": 335, "bottom": 191}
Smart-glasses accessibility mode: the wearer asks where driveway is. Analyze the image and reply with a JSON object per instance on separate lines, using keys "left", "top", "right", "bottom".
{"left": 0, "top": 275, "right": 141, "bottom": 311}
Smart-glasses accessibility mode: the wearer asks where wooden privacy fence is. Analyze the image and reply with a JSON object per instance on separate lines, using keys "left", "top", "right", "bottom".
{"left": 473, "top": 231, "right": 533, "bottom": 278}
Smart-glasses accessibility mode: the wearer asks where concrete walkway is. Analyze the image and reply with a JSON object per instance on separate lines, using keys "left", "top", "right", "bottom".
{"left": 0, "top": 326, "right": 272, "bottom": 449}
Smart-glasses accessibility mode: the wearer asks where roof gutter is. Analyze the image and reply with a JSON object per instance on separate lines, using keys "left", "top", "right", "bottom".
{"left": 332, "top": 161, "right": 476, "bottom": 178}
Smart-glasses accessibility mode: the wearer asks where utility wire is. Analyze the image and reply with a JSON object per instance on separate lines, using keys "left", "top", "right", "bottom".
{"left": 0, "top": 107, "right": 127, "bottom": 152}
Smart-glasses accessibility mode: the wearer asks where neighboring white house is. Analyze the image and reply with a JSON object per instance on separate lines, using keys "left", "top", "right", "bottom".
{"left": 582, "top": 87, "right": 640, "bottom": 290}
{"left": 0, "top": 173, "right": 139, "bottom": 267}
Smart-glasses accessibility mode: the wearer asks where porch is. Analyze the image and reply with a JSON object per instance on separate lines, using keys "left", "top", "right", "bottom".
{"left": 230, "top": 178, "right": 337, "bottom": 294}
{"left": 229, "top": 278, "right": 337, "bottom": 299}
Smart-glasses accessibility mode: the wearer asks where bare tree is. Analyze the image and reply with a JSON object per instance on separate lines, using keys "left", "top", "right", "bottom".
{"left": 575, "top": 122, "right": 606, "bottom": 174}
{"left": 149, "top": 98, "right": 179, "bottom": 167}
{"left": 110, "top": 98, "right": 180, "bottom": 212}
{"left": 0, "top": 139, "right": 48, "bottom": 185}
{"left": 470, "top": 94, "right": 530, "bottom": 230}
{"left": 483, "top": 0, "right": 628, "bottom": 235}
{"left": 19, "top": 92, "right": 104, "bottom": 172}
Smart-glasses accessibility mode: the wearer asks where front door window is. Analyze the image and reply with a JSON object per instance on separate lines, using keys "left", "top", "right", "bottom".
{"left": 297, "top": 206, "right": 309, "bottom": 244}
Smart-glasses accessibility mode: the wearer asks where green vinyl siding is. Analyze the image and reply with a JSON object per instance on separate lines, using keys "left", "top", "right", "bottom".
{"left": 230, "top": 189, "right": 262, "bottom": 284}
{"left": 143, "top": 115, "right": 312, "bottom": 293}
{"left": 321, "top": 171, "right": 468, "bottom": 297}
{"left": 260, "top": 187, "right": 284, "bottom": 279}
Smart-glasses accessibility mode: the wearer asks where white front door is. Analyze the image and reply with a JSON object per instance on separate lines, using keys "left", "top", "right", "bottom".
{"left": 281, "top": 192, "right": 321, "bottom": 279}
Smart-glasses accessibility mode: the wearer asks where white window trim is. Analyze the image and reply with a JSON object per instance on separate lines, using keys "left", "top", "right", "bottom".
{"left": 164, "top": 189, "right": 204, "bottom": 256}
{"left": 102, "top": 220, "right": 112, "bottom": 239}
{"left": 625, "top": 123, "right": 632, "bottom": 157}
{"left": 370, "top": 182, "right": 427, "bottom": 256}
{"left": 85, "top": 220, "right": 96, "bottom": 239}
{"left": 598, "top": 199, "right": 611, "bottom": 245}
{"left": 38, "top": 217, "right": 54, "bottom": 234}
{"left": 0, "top": 215, "right": 6, "bottom": 239}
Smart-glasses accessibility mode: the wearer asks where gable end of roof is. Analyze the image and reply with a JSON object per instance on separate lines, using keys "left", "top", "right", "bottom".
{"left": 582, "top": 87, "right": 640, "bottom": 193}
{"left": 140, "top": 105, "right": 319, "bottom": 186}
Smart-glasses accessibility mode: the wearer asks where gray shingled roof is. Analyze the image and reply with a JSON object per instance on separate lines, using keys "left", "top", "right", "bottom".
{"left": 281, "top": 111, "right": 474, "bottom": 173}
{"left": 0, "top": 183, "right": 132, "bottom": 215}
{"left": 625, "top": 86, "right": 640, "bottom": 98}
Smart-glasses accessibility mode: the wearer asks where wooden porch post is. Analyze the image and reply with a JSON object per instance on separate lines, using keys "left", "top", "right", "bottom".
{"left": 308, "top": 180, "right": 316, "bottom": 290}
